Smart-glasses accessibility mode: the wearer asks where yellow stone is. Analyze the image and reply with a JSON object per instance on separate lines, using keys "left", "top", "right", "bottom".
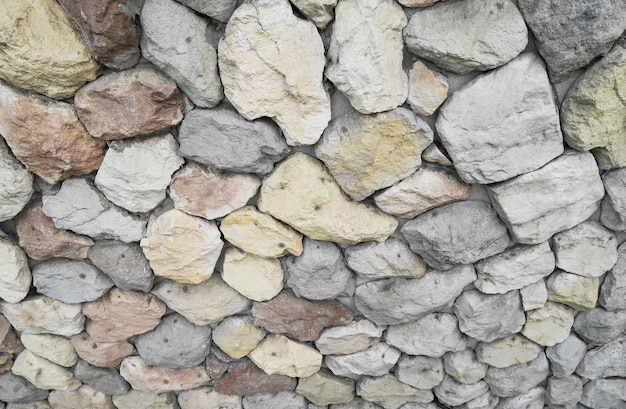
{"left": 296, "top": 369, "right": 356, "bottom": 406}
{"left": 248, "top": 334, "right": 322, "bottom": 377}
{"left": 12, "top": 350, "right": 81, "bottom": 391}
{"left": 476, "top": 335, "right": 542, "bottom": 368}
{"left": 212, "top": 316, "right": 266, "bottom": 359}
{"left": 221, "top": 248, "right": 284, "bottom": 302}
{"left": 521, "top": 302, "right": 574, "bottom": 347}
{"left": 547, "top": 271, "right": 599, "bottom": 311}
{"left": 20, "top": 333, "right": 78, "bottom": 367}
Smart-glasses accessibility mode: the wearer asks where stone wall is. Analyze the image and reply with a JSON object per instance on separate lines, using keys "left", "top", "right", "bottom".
{"left": 0, "top": 0, "right": 625, "bottom": 407}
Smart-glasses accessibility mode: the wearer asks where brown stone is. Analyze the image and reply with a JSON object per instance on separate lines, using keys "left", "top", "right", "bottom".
{"left": 57, "top": 0, "right": 140, "bottom": 70}
{"left": 253, "top": 292, "right": 355, "bottom": 342}
{"left": 0, "top": 352, "right": 13, "bottom": 373}
{"left": 82, "top": 288, "right": 166, "bottom": 342}
{"left": 15, "top": 199, "right": 93, "bottom": 261}
{"left": 0, "top": 81, "right": 105, "bottom": 184}
{"left": 0, "top": 315, "right": 24, "bottom": 353}
{"left": 213, "top": 359, "right": 297, "bottom": 396}
{"left": 71, "top": 331, "right": 134, "bottom": 368}
{"left": 119, "top": 356, "right": 211, "bottom": 394}
{"left": 75, "top": 67, "right": 183, "bottom": 140}
{"left": 205, "top": 355, "right": 229, "bottom": 381}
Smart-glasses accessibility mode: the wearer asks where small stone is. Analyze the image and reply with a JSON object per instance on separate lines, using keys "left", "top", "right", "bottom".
{"left": 205, "top": 353, "right": 229, "bottom": 381}
{"left": 574, "top": 308, "right": 626, "bottom": 345}
{"left": 553, "top": 222, "right": 618, "bottom": 277}
{"left": 476, "top": 335, "right": 542, "bottom": 369}
{"left": 248, "top": 334, "right": 322, "bottom": 378}
{"left": 140, "top": 208, "right": 223, "bottom": 284}
{"left": 296, "top": 369, "right": 355, "bottom": 406}
{"left": 545, "top": 334, "right": 587, "bottom": 378}
{"left": 315, "top": 320, "right": 383, "bottom": 355}
{"left": 47, "top": 386, "right": 114, "bottom": 409}
{"left": 242, "top": 391, "right": 307, "bottom": 409}
{"left": 600, "top": 243, "right": 626, "bottom": 310}
{"left": 581, "top": 379, "right": 626, "bottom": 409}
{"left": 12, "top": 350, "right": 81, "bottom": 391}
{"left": 20, "top": 334, "right": 77, "bottom": 367}
{"left": 521, "top": 301, "right": 574, "bottom": 346}
{"left": 546, "top": 270, "right": 599, "bottom": 311}
{"left": 576, "top": 336, "right": 626, "bottom": 379}
{"left": 112, "top": 390, "right": 179, "bottom": 409}
{"left": 357, "top": 375, "right": 434, "bottom": 409}
{"left": 407, "top": 61, "right": 448, "bottom": 116}
{"left": 222, "top": 248, "right": 284, "bottom": 302}
{"left": 74, "top": 359, "right": 130, "bottom": 396}
{"left": 0, "top": 372, "right": 49, "bottom": 403}
{"left": 152, "top": 275, "right": 250, "bottom": 326}
{"left": 212, "top": 316, "right": 266, "bottom": 359}
{"left": 290, "top": 0, "right": 337, "bottom": 28}
{"left": 0, "top": 353, "right": 11, "bottom": 374}
{"left": 87, "top": 241, "right": 153, "bottom": 292}
{"left": 0, "top": 237, "right": 31, "bottom": 303}
{"left": 176, "top": 0, "right": 236, "bottom": 22}
{"left": 0, "top": 139, "right": 32, "bottom": 222}
{"left": 422, "top": 144, "right": 453, "bottom": 167}
{"left": 385, "top": 313, "right": 465, "bottom": 356}
{"left": 484, "top": 352, "right": 550, "bottom": 398}
{"left": 546, "top": 376, "right": 583, "bottom": 406}
{"left": 213, "top": 359, "right": 296, "bottom": 396}
{"left": 0, "top": 315, "right": 23, "bottom": 353}
{"left": 70, "top": 332, "right": 134, "bottom": 368}
{"left": 434, "top": 375, "right": 489, "bottom": 407}
{"left": 119, "top": 355, "right": 211, "bottom": 394}
{"left": 395, "top": 355, "right": 444, "bottom": 390}
{"left": 443, "top": 350, "right": 488, "bottom": 384}
{"left": 82, "top": 288, "right": 166, "bottom": 342}
{"left": 344, "top": 238, "right": 426, "bottom": 282}
{"left": 141, "top": 0, "right": 222, "bottom": 107}
{"left": 601, "top": 168, "right": 626, "bottom": 232}
{"left": 1, "top": 296, "right": 84, "bottom": 337}
{"left": 520, "top": 280, "right": 548, "bottom": 311}
{"left": 218, "top": 0, "right": 330, "bottom": 145}
{"left": 179, "top": 387, "right": 242, "bottom": 409}
{"left": 252, "top": 292, "right": 354, "bottom": 342}
{"left": 169, "top": 163, "right": 261, "bottom": 220}
{"left": 325, "top": 343, "right": 400, "bottom": 379}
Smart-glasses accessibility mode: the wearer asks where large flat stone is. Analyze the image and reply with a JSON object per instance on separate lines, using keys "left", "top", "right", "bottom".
{"left": 213, "top": 359, "right": 296, "bottom": 396}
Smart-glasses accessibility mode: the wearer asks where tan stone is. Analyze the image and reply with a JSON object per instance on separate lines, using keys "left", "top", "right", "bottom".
{"left": 6, "top": 402, "right": 52, "bottom": 409}
{"left": 178, "top": 387, "right": 242, "bottom": 409}
{"left": 0, "top": 0, "right": 99, "bottom": 99}
{"left": 1, "top": 296, "right": 84, "bottom": 337}
{"left": 82, "top": 288, "right": 166, "bottom": 342}
{"left": 170, "top": 163, "right": 261, "bottom": 220}
{"left": 296, "top": 369, "right": 355, "bottom": 406}
{"left": 140, "top": 209, "right": 223, "bottom": 284}
{"left": 112, "top": 390, "right": 179, "bottom": 409}
{"left": 476, "top": 335, "right": 542, "bottom": 369}
{"left": 248, "top": 334, "right": 322, "bottom": 378}
{"left": 119, "top": 356, "right": 211, "bottom": 394}
{"left": 12, "top": 350, "right": 81, "bottom": 391}
{"left": 0, "top": 82, "right": 105, "bottom": 184}
{"left": 0, "top": 138, "right": 32, "bottom": 223}
{"left": 0, "top": 237, "right": 31, "bottom": 303}
{"left": 0, "top": 352, "right": 12, "bottom": 374}
{"left": 258, "top": 153, "right": 398, "bottom": 245}
{"left": 213, "top": 359, "right": 297, "bottom": 396}
{"left": 547, "top": 271, "right": 599, "bottom": 311}
{"left": 71, "top": 331, "right": 134, "bottom": 368}
{"left": 407, "top": 61, "right": 448, "bottom": 116}
{"left": 48, "top": 385, "right": 115, "bottom": 409}
{"left": 315, "top": 320, "right": 384, "bottom": 355}
{"left": 357, "top": 375, "right": 434, "bottom": 409}
{"left": 422, "top": 144, "right": 453, "bottom": 166}
{"left": 0, "top": 315, "right": 23, "bottom": 353}
{"left": 20, "top": 334, "right": 77, "bottom": 367}
{"left": 220, "top": 206, "right": 303, "bottom": 258}
{"left": 212, "top": 316, "right": 267, "bottom": 359}
{"left": 521, "top": 301, "right": 574, "bottom": 347}
{"left": 222, "top": 248, "right": 284, "bottom": 302}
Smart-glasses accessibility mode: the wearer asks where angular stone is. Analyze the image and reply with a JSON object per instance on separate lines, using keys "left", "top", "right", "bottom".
{"left": 141, "top": 0, "right": 222, "bottom": 107}
{"left": 218, "top": 0, "right": 330, "bottom": 145}
{"left": 434, "top": 375, "right": 489, "bottom": 407}
{"left": 576, "top": 336, "right": 626, "bottom": 379}
{"left": 0, "top": 0, "right": 99, "bottom": 99}
{"left": 553, "top": 222, "right": 618, "bottom": 277}
{"left": 407, "top": 61, "right": 448, "bottom": 117}
{"left": 600, "top": 243, "right": 626, "bottom": 310}
{"left": 422, "top": 144, "right": 453, "bottom": 167}
{"left": 581, "top": 379, "right": 626, "bottom": 409}
{"left": 41, "top": 178, "right": 146, "bottom": 243}
{"left": 242, "top": 391, "right": 306, "bottom": 409}
{"left": 601, "top": 168, "right": 626, "bottom": 231}
{"left": 0, "top": 353, "right": 11, "bottom": 374}
{"left": 520, "top": 280, "right": 548, "bottom": 311}
{"left": 546, "top": 270, "right": 599, "bottom": 311}
{"left": 177, "top": 0, "right": 236, "bottom": 22}
{"left": 357, "top": 375, "right": 434, "bottom": 409}
{"left": 206, "top": 354, "right": 242, "bottom": 381}
{"left": 20, "top": 333, "right": 77, "bottom": 367}
{"left": 152, "top": 275, "right": 250, "bottom": 326}
{"left": 546, "top": 376, "right": 583, "bottom": 406}
{"left": 212, "top": 316, "right": 266, "bottom": 359}
{"left": 484, "top": 352, "right": 550, "bottom": 398}
{"left": 315, "top": 320, "right": 383, "bottom": 355}
{"left": 518, "top": 0, "right": 626, "bottom": 83}
{"left": 374, "top": 164, "right": 471, "bottom": 219}
{"left": 487, "top": 151, "right": 605, "bottom": 244}
{"left": 0, "top": 139, "right": 32, "bottom": 222}
{"left": 74, "top": 359, "right": 129, "bottom": 396}
{"left": 326, "top": 0, "right": 407, "bottom": 114}
{"left": 70, "top": 332, "right": 134, "bottom": 368}
{"left": 12, "top": 350, "right": 81, "bottom": 391}
{"left": 47, "top": 386, "right": 114, "bottom": 409}
{"left": 0, "top": 237, "right": 31, "bottom": 303}
{"left": 213, "top": 359, "right": 296, "bottom": 396}
{"left": 355, "top": 265, "right": 477, "bottom": 325}
{"left": 296, "top": 369, "right": 355, "bottom": 406}
{"left": 0, "top": 372, "right": 49, "bottom": 403}
{"left": 291, "top": 0, "right": 337, "bottom": 28}
{"left": 120, "top": 356, "right": 211, "bottom": 394}
{"left": 248, "top": 334, "right": 322, "bottom": 378}
{"left": 436, "top": 53, "right": 563, "bottom": 184}
{"left": 252, "top": 292, "right": 354, "bottom": 342}
{"left": 545, "top": 334, "right": 587, "bottom": 378}
{"left": 140, "top": 209, "right": 223, "bottom": 284}
{"left": 493, "top": 387, "right": 544, "bottom": 409}
{"left": 223, "top": 250, "right": 283, "bottom": 302}
{"left": 401, "top": 201, "right": 511, "bottom": 270}
{"left": 521, "top": 302, "right": 574, "bottom": 346}
{"left": 88, "top": 241, "right": 153, "bottom": 292}
{"left": 385, "top": 313, "right": 465, "bottom": 356}
{"left": 178, "top": 387, "right": 242, "bottom": 409}
{"left": 395, "top": 355, "right": 444, "bottom": 390}
{"left": 1, "top": 296, "right": 84, "bottom": 337}
{"left": 444, "top": 350, "right": 488, "bottom": 384}
{"left": 112, "top": 390, "right": 179, "bottom": 409}
{"left": 0, "top": 83, "right": 105, "bottom": 184}
{"left": 0, "top": 316, "right": 23, "bottom": 353}
{"left": 329, "top": 398, "right": 385, "bottom": 409}
{"left": 476, "top": 335, "right": 542, "bottom": 369}
{"left": 83, "top": 288, "right": 166, "bottom": 342}
{"left": 170, "top": 163, "right": 261, "bottom": 220}
{"left": 404, "top": 0, "right": 527, "bottom": 74}
{"left": 325, "top": 343, "right": 400, "bottom": 379}
{"left": 474, "top": 242, "right": 555, "bottom": 294}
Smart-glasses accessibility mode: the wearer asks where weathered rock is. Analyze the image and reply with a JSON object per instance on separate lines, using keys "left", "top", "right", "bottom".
{"left": 518, "top": 0, "right": 626, "bottom": 82}
{"left": 521, "top": 301, "right": 574, "bottom": 347}
{"left": 252, "top": 292, "right": 354, "bottom": 342}
{"left": 0, "top": 139, "right": 32, "bottom": 222}
{"left": 474, "top": 242, "right": 555, "bottom": 294}
{"left": 492, "top": 387, "right": 544, "bottom": 409}
{"left": 88, "top": 241, "right": 153, "bottom": 292}
{"left": 545, "top": 334, "right": 587, "bottom": 378}
{"left": 422, "top": 144, "right": 453, "bottom": 167}
{"left": 248, "top": 334, "right": 322, "bottom": 378}
{"left": 546, "top": 376, "right": 583, "bottom": 406}
{"left": 1, "top": 296, "right": 84, "bottom": 337}
{"left": 212, "top": 316, "right": 266, "bottom": 359}
{"left": 0, "top": 237, "right": 31, "bottom": 303}
{"left": 15, "top": 200, "right": 93, "bottom": 261}
{"left": 484, "top": 352, "right": 550, "bottom": 398}
{"left": 315, "top": 320, "right": 383, "bottom": 355}
{"left": 404, "top": 0, "right": 527, "bottom": 74}
{"left": 140, "top": 209, "right": 223, "bottom": 284}
{"left": 520, "top": 280, "right": 548, "bottom": 311}
{"left": 176, "top": 0, "right": 236, "bottom": 22}
{"left": 600, "top": 243, "right": 626, "bottom": 310}
{"left": 0, "top": 315, "right": 23, "bottom": 353}
{"left": 152, "top": 275, "right": 250, "bottom": 326}
{"left": 461, "top": 391, "right": 499, "bottom": 409}
{"left": 407, "top": 61, "right": 448, "bottom": 116}
{"left": 296, "top": 369, "right": 355, "bottom": 406}
{"left": 395, "top": 355, "right": 444, "bottom": 390}
{"left": 6, "top": 402, "right": 52, "bottom": 409}
{"left": 47, "top": 386, "right": 115, "bottom": 409}
{"left": 546, "top": 270, "right": 599, "bottom": 311}
{"left": 444, "top": 350, "right": 488, "bottom": 384}
{"left": 487, "top": 150, "right": 605, "bottom": 244}
{"left": 112, "top": 389, "right": 179, "bottom": 409}
{"left": 213, "top": 359, "right": 297, "bottom": 396}
{"left": 179, "top": 387, "right": 242, "bottom": 409}
{"left": 41, "top": 178, "right": 146, "bottom": 243}
{"left": 355, "top": 265, "right": 477, "bottom": 325}
{"left": 120, "top": 356, "right": 211, "bottom": 394}
{"left": 218, "top": 0, "right": 330, "bottom": 145}
{"left": 82, "top": 288, "right": 166, "bottom": 342}
{"left": 357, "top": 375, "right": 434, "bottom": 409}
{"left": 553, "top": 222, "right": 618, "bottom": 277}
{"left": 581, "top": 379, "right": 626, "bottom": 409}
{"left": 0, "top": 352, "right": 12, "bottom": 374}
{"left": 576, "top": 336, "right": 626, "bottom": 379}
{"left": 20, "top": 333, "right": 77, "bottom": 367}
{"left": 222, "top": 248, "right": 284, "bottom": 302}
{"left": 601, "top": 168, "right": 626, "bottom": 231}
{"left": 434, "top": 375, "right": 490, "bottom": 407}
{"left": 170, "top": 163, "right": 261, "bottom": 220}
{"left": 0, "top": 372, "right": 49, "bottom": 403}
{"left": 12, "top": 350, "right": 81, "bottom": 391}
{"left": 141, "top": 0, "right": 222, "bottom": 107}
{"left": 0, "top": 83, "right": 105, "bottom": 184}
{"left": 70, "top": 332, "right": 134, "bottom": 368}
{"left": 476, "top": 335, "right": 542, "bottom": 369}
{"left": 242, "top": 391, "right": 306, "bottom": 409}
{"left": 436, "top": 53, "right": 563, "bottom": 184}
{"left": 206, "top": 353, "right": 242, "bottom": 381}
{"left": 291, "top": 0, "right": 337, "bottom": 28}
{"left": 329, "top": 397, "right": 385, "bottom": 409}
{"left": 325, "top": 343, "right": 400, "bottom": 379}
{"left": 74, "top": 359, "right": 130, "bottom": 396}
{"left": 385, "top": 313, "right": 465, "bottom": 356}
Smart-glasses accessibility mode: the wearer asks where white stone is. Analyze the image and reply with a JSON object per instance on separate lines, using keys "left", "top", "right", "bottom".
{"left": 357, "top": 375, "right": 434, "bottom": 409}
{"left": 546, "top": 270, "right": 599, "bottom": 311}
{"left": 521, "top": 301, "right": 574, "bottom": 346}
{"left": 12, "top": 350, "right": 81, "bottom": 391}
{"left": 344, "top": 238, "right": 426, "bottom": 282}
{"left": 0, "top": 237, "right": 31, "bottom": 303}
{"left": 1, "top": 296, "right": 84, "bottom": 337}
{"left": 443, "top": 350, "right": 488, "bottom": 384}
{"left": 248, "top": 334, "right": 322, "bottom": 378}
{"left": 325, "top": 343, "right": 400, "bottom": 379}
{"left": 221, "top": 248, "right": 283, "bottom": 302}
{"left": 520, "top": 280, "right": 548, "bottom": 311}
{"left": 290, "top": 0, "right": 337, "bottom": 28}
{"left": 0, "top": 139, "right": 32, "bottom": 222}
{"left": 395, "top": 355, "right": 444, "bottom": 390}
{"left": 20, "top": 334, "right": 78, "bottom": 367}
{"left": 476, "top": 335, "right": 542, "bottom": 369}
{"left": 178, "top": 387, "right": 242, "bottom": 409}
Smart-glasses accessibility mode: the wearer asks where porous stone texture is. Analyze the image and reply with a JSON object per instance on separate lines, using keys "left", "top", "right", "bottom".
{"left": 212, "top": 316, "right": 266, "bottom": 359}
{"left": 119, "top": 356, "right": 211, "bottom": 394}
{"left": 20, "top": 333, "right": 77, "bottom": 367}
{"left": 1, "top": 297, "right": 84, "bottom": 337}
{"left": 356, "top": 375, "right": 434, "bottom": 409}
{"left": 213, "top": 359, "right": 297, "bottom": 396}
{"left": 71, "top": 332, "right": 134, "bottom": 368}
{"left": 576, "top": 336, "right": 626, "bottom": 379}
{"left": 484, "top": 352, "right": 550, "bottom": 398}
{"left": 315, "top": 320, "right": 383, "bottom": 355}
{"left": 600, "top": 243, "right": 626, "bottom": 310}
{"left": 222, "top": 248, "right": 284, "bottom": 301}
{"left": 385, "top": 313, "right": 466, "bottom": 357}
{"left": 407, "top": 61, "right": 448, "bottom": 116}
{"left": 248, "top": 334, "right": 322, "bottom": 378}
{"left": 521, "top": 301, "right": 574, "bottom": 346}
{"left": 87, "top": 241, "right": 153, "bottom": 292}
{"left": 581, "top": 379, "right": 626, "bottom": 409}
{"left": 476, "top": 335, "right": 542, "bottom": 369}
{"left": 0, "top": 237, "right": 31, "bottom": 303}
{"left": 325, "top": 343, "right": 400, "bottom": 379}
{"left": 0, "top": 139, "right": 32, "bottom": 222}
{"left": 545, "top": 334, "right": 587, "bottom": 378}
{"left": 296, "top": 370, "right": 355, "bottom": 406}
{"left": 395, "top": 355, "right": 444, "bottom": 390}
{"left": 546, "top": 375, "right": 583, "bottom": 406}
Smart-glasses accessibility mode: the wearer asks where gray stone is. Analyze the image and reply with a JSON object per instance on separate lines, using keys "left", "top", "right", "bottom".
{"left": 444, "top": 350, "right": 488, "bottom": 384}
{"left": 401, "top": 201, "right": 511, "bottom": 270}
{"left": 87, "top": 241, "right": 153, "bottom": 292}
{"left": 395, "top": 355, "right": 444, "bottom": 390}
{"left": 331, "top": 398, "right": 383, "bottom": 409}
{"left": 41, "top": 178, "right": 146, "bottom": 243}
{"left": 546, "top": 334, "right": 587, "bottom": 378}
{"left": 285, "top": 238, "right": 354, "bottom": 300}
{"left": 576, "top": 336, "right": 626, "bottom": 379}
{"left": 243, "top": 391, "right": 306, "bottom": 409}
{"left": 461, "top": 392, "right": 499, "bottom": 409}
{"left": 434, "top": 375, "right": 489, "bottom": 407}
{"left": 178, "top": 107, "right": 289, "bottom": 175}
{"left": 581, "top": 379, "right": 626, "bottom": 409}
{"left": 518, "top": 0, "right": 626, "bottom": 82}
{"left": 325, "top": 343, "right": 400, "bottom": 379}
{"left": 0, "top": 372, "right": 49, "bottom": 403}
{"left": 141, "top": 0, "right": 223, "bottom": 107}
{"left": 0, "top": 138, "right": 32, "bottom": 222}
{"left": 404, "top": 0, "right": 527, "bottom": 74}
{"left": 487, "top": 150, "right": 605, "bottom": 245}
{"left": 315, "top": 320, "right": 384, "bottom": 356}
{"left": 357, "top": 375, "right": 434, "bottom": 409}
{"left": 7, "top": 403, "right": 52, "bottom": 409}
{"left": 520, "top": 280, "right": 548, "bottom": 311}
{"left": 73, "top": 359, "right": 129, "bottom": 396}
{"left": 601, "top": 169, "right": 626, "bottom": 231}
{"left": 574, "top": 308, "right": 626, "bottom": 345}
{"left": 494, "top": 387, "right": 544, "bottom": 409}
{"left": 476, "top": 335, "right": 542, "bottom": 369}
{"left": 355, "top": 265, "right": 477, "bottom": 325}
{"left": 0, "top": 237, "right": 31, "bottom": 303}
{"left": 485, "top": 352, "right": 550, "bottom": 398}
{"left": 177, "top": 0, "right": 237, "bottom": 22}
{"left": 385, "top": 313, "right": 465, "bottom": 357}
{"left": 546, "top": 376, "right": 583, "bottom": 406}
{"left": 600, "top": 243, "right": 626, "bottom": 310}
{"left": 436, "top": 53, "right": 562, "bottom": 184}
{"left": 135, "top": 313, "right": 212, "bottom": 369}
{"left": 454, "top": 290, "right": 526, "bottom": 342}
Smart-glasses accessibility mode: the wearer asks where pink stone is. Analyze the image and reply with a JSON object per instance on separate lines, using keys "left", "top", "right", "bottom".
{"left": 71, "top": 331, "right": 134, "bottom": 368}
{"left": 119, "top": 356, "right": 211, "bottom": 394}
{"left": 213, "top": 359, "right": 296, "bottom": 396}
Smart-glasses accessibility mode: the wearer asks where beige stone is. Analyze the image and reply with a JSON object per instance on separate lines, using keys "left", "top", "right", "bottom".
{"left": 220, "top": 206, "right": 303, "bottom": 258}
{"left": 0, "top": 0, "right": 99, "bottom": 99}
{"left": 71, "top": 331, "right": 134, "bottom": 368}
{"left": 0, "top": 315, "right": 23, "bottom": 353}
{"left": 20, "top": 334, "right": 77, "bottom": 367}
{"left": 0, "top": 237, "right": 31, "bottom": 303}
{"left": 48, "top": 385, "right": 115, "bottom": 409}
{"left": 248, "top": 334, "right": 322, "bottom": 377}
{"left": 547, "top": 271, "right": 599, "bottom": 311}
{"left": 357, "top": 375, "right": 434, "bottom": 409}
{"left": 296, "top": 369, "right": 355, "bottom": 406}
{"left": 315, "top": 320, "right": 384, "bottom": 355}
{"left": 0, "top": 353, "right": 12, "bottom": 374}
{"left": 476, "top": 335, "right": 542, "bottom": 369}
{"left": 258, "top": 153, "right": 398, "bottom": 245}
{"left": 178, "top": 387, "right": 242, "bottom": 409}
{"left": 422, "top": 144, "right": 453, "bottom": 166}
{"left": 120, "top": 356, "right": 211, "bottom": 394}
{"left": 0, "top": 138, "right": 32, "bottom": 223}
{"left": 521, "top": 301, "right": 574, "bottom": 347}
{"left": 112, "top": 389, "right": 179, "bottom": 409}
{"left": 140, "top": 209, "right": 223, "bottom": 284}
{"left": 520, "top": 280, "right": 548, "bottom": 311}
{"left": 222, "top": 248, "right": 284, "bottom": 302}
{"left": 407, "top": 61, "right": 449, "bottom": 116}
{"left": 1, "top": 296, "right": 84, "bottom": 337}
{"left": 290, "top": 0, "right": 337, "bottom": 28}
{"left": 212, "top": 316, "right": 266, "bottom": 359}
{"left": 12, "top": 350, "right": 81, "bottom": 391}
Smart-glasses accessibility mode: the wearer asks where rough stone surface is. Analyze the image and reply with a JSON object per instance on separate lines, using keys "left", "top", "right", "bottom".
{"left": 395, "top": 355, "right": 444, "bottom": 390}
{"left": 242, "top": 391, "right": 307, "bottom": 409}
{"left": 74, "top": 359, "right": 130, "bottom": 396}
{"left": 315, "top": 320, "right": 383, "bottom": 355}
{"left": 177, "top": 0, "right": 236, "bottom": 22}
{"left": 88, "top": 241, "right": 153, "bottom": 292}
{"left": 325, "top": 0, "right": 407, "bottom": 114}
{"left": 0, "top": 139, "right": 32, "bottom": 222}
{"left": 0, "top": 237, "right": 31, "bottom": 303}
{"left": 179, "top": 387, "right": 242, "bottom": 409}
{"left": 212, "top": 316, "right": 266, "bottom": 359}
{"left": 119, "top": 356, "right": 211, "bottom": 394}
{"left": 20, "top": 333, "right": 77, "bottom": 367}
{"left": 443, "top": 350, "right": 488, "bottom": 384}
{"left": 70, "top": 332, "right": 134, "bottom": 368}
{"left": 112, "top": 390, "right": 179, "bottom": 409}
{"left": 0, "top": 372, "right": 49, "bottom": 403}
{"left": 600, "top": 243, "right": 626, "bottom": 310}
{"left": 218, "top": 0, "right": 330, "bottom": 145}
{"left": 140, "top": 209, "right": 223, "bottom": 284}
{"left": 47, "top": 386, "right": 115, "bottom": 409}
{"left": 436, "top": 53, "right": 563, "bottom": 184}
{"left": 385, "top": 313, "right": 465, "bottom": 356}
{"left": 12, "top": 350, "right": 81, "bottom": 391}
{"left": 296, "top": 369, "right": 355, "bottom": 406}
{"left": 325, "top": 343, "right": 400, "bottom": 379}
{"left": 493, "top": 387, "right": 544, "bottom": 409}
{"left": 553, "top": 222, "right": 618, "bottom": 277}
{"left": 434, "top": 375, "right": 489, "bottom": 407}
{"left": 248, "top": 334, "right": 322, "bottom": 378}
{"left": 476, "top": 335, "right": 542, "bottom": 369}
{"left": 545, "top": 333, "right": 587, "bottom": 378}
{"left": 213, "top": 359, "right": 297, "bottom": 396}
{"left": 141, "top": 0, "right": 223, "bottom": 107}
{"left": 344, "top": 238, "right": 425, "bottom": 282}
{"left": 576, "top": 336, "right": 626, "bottom": 379}
{"left": 581, "top": 379, "right": 626, "bottom": 409}
{"left": 357, "top": 375, "right": 434, "bottom": 409}
{"left": 222, "top": 248, "right": 284, "bottom": 302}
{"left": 521, "top": 302, "right": 574, "bottom": 347}
{"left": 0, "top": 315, "right": 23, "bottom": 353}
{"left": 546, "top": 270, "right": 599, "bottom": 311}
{"left": 290, "top": 0, "right": 337, "bottom": 28}
{"left": 520, "top": 280, "right": 548, "bottom": 311}
{"left": 422, "top": 144, "right": 453, "bottom": 167}
{"left": 601, "top": 168, "right": 626, "bottom": 232}
{"left": 546, "top": 376, "right": 583, "bottom": 406}
{"left": 487, "top": 150, "right": 605, "bottom": 244}
{"left": 407, "top": 61, "right": 448, "bottom": 116}
{"left": 484, "top": 352, "right": 550, "bottom": 398}
{"left": 404, "top": 0, "right": 527, "bottom": 74}
{"left": 1, "top": 296, "right": 84, "bottom": 337}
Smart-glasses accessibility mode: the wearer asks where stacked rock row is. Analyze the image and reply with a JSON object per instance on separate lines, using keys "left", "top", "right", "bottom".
{"left": 0, "top": 0, "right": 625, "bottom": 407}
